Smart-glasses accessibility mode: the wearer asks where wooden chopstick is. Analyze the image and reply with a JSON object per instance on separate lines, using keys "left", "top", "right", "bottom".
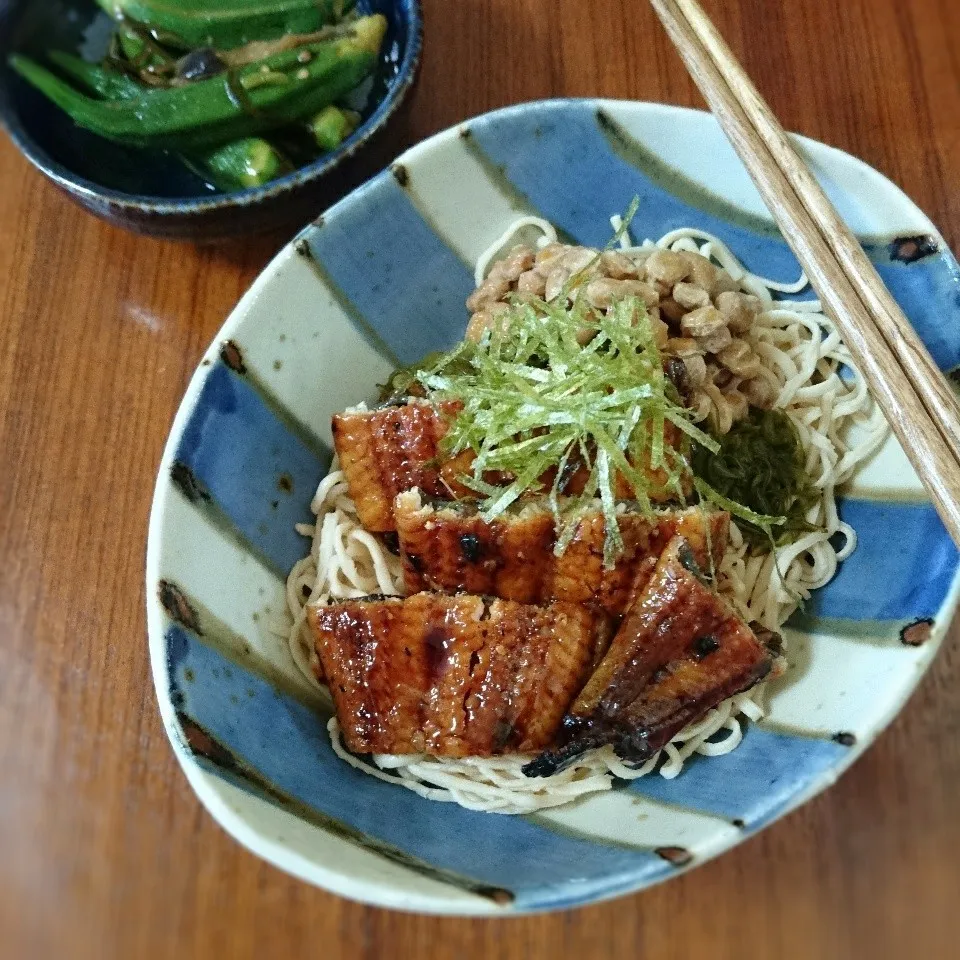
{"left": 649, "top": 0, "right": 960, "bottom": 545}
{"left": 673, "top": 0, "right": 960, "bottom": 465}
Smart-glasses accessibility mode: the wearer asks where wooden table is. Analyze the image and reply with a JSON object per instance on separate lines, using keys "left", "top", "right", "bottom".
{"left": 2, "top": 1, "right": 958, "bottom": 957}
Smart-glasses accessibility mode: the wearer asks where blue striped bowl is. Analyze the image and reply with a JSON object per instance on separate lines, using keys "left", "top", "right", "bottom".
{"left": 146, "top": 99, "right": 960, "bottom": 913}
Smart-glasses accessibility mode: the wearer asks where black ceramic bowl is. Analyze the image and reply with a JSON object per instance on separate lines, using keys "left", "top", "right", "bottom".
{"left": 0, "top": 0, "right": 422, "bottom": 239}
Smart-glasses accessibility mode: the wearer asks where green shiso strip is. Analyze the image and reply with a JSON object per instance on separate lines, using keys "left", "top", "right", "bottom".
{"left": 418, "top": 290, "right": 784, "bottom": 567}
{"left": 411, "top": 198, "right": 787, "bottom": 566}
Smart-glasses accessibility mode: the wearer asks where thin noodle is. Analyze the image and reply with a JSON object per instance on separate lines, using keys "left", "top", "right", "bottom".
{"left": 473, "top": 216, "right": 558, "bottom": 286}
{"left": 276, "top": 218, "right": 887, "bottom": 814}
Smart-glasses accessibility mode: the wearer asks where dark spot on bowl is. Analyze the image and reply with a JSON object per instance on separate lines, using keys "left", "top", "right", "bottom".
{"left": 273, "top": 359, "right": 282, "bottom": 371}
{"left": 159, "top": 580, "right": 203, "bottom": 635}
{"left": 656, "top": 846, "right": 693, "bottom": 867}
{"left": 271, "top": 499, "right": 279, "bottom": 510}
{"left": 890, "top": 235, "right": 939, "bottom": 263}
{"left": 732, "top": 818, "right": 746, "bottom": 829}
{"left": 901, "top": 617, "right": 933, "bottom": 646}
{"left": 391, "top": 163, "right": 409, "bottom": 187}
{"left": 230, "top": 693, "right": 239, "bottom": 705}
{"left": 278, "top": 472, "right": 294, "bottom": 494}
{"left": 313, "top": 214, "right": 325, "bottom": 228}
{"left": 476, "top": 887, "right": 514, "bottom": 906}
{"left": 833, "top": 732, "right": 856, "bottom": 746}
{"left": 295, "top": 238, "right": 314, "bottom": 260}
{"left": 201, "top": 359, "right": 211, "bottom": 367}
{"left": 171, "top": 461, "right": 210, "bottom": 504}
{"left": 184, "top": 668, "right": 195, "bottom": 683}
{"left": 459, "top": 126, "right": 472, "bottom": 139}
{"left": 177, "top": 713, "right": 240, "bottom": 770}
{"left": 220, "top": 339, "right": 246, "bottom": 374}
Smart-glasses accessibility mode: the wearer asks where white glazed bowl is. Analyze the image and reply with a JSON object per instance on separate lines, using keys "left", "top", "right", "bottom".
{"left": 147, "top": 99, "right": 960, "bottom": 914}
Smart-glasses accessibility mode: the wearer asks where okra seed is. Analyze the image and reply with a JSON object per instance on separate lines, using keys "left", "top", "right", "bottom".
{"left": 296, "top": 68, "right": 310, "bottom": 81}
{"left": 297, "top": 50, "right": 312, "bottom": 64}
{"left": 260, "top": 64, "right": 270, "bottom": 74}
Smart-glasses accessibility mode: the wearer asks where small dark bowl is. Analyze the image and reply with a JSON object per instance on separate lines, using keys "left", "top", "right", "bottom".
{"left": 0, "top": 0, "right": 422, "bottom": 240}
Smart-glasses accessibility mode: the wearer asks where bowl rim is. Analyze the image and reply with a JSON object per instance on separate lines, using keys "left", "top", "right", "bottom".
{"left": 145, "top": 97, "right": 960, "bottom": 914}
{"left": 0, "top": 0, "right": 423, "bottom": 214}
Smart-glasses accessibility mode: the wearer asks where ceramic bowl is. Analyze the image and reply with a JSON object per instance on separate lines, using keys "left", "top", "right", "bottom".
{"left": 0, "top": 0, "right": 422, "bottom": 240}
{"left": 146, "top": 99, "right": 960, "bottom": 913}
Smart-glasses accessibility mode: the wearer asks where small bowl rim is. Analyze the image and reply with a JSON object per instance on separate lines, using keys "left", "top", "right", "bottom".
{"left": 0, "top": 0, "right": 423, "bottom": 215}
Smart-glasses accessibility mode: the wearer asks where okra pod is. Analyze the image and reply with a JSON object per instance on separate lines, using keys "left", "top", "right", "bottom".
{"left": 193, "top": 136, "right": 291, "bottom": 189}
{"left": 47, "top": 51, "right": 141, "bottom": 100}
{"left": 308, "top": 104, "right": 359, "bottom": 151}
{"left": 95, "top": 0, "right": 356, "bottom": 50}
{"left": 50, "top": 51, "right": 294, "bottom": 192}
{"left": 10, "top": 14, "right": 386, "bottom": 150}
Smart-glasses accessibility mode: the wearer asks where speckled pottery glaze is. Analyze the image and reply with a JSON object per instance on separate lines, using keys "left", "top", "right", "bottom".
{"left": 0, "top": 0, "right": 422, "bottom": 240}
{"left": 146, "top": 100, "right": 960, "bottom": 914}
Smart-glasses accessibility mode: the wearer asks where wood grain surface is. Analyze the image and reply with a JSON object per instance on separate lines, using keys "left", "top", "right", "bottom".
{"left": 1, "top": 1, "right": 957, "bottom": 958}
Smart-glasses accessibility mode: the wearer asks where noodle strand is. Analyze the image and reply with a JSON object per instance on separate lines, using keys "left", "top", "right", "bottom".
{"left": 275, "top": 219, "right": 887, "bottom": 815}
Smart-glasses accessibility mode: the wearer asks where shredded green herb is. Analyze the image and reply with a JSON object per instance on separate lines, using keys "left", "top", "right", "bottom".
{"left": 382, "top": 199, "right": 791, "bottom": 565}
{"left": 377, "top": 347, "right": 476, "bottom": 402}
{"left": 692, "top": 408, "right": 816, "bottom": 547}
{"left": 417, "top": 293, "right": 735, "bottom": 567}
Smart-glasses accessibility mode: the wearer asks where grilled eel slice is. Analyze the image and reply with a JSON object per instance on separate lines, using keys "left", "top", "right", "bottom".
{"left": 332, "top": 401, "right": 688, "bottom": 533}
{"left": 331, "top": 400, "right": 466, "bottom": 533}
{"left": 395, "top": 490, "right": 729, "bottom": 616}
{"left": 523, "top": 535, "right": 778, "bottom": 777}
{"left": 307, "top": 592, "right": 609, "bottom": 757}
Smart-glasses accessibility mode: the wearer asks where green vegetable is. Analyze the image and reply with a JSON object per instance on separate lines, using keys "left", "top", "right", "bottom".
{"left": 194, "top": 136, "right": 291, "bottom": 189}
{"left": 47, "top": 51, "right": 141, "bottom": 100}
{"left": 378, "top": 348, "right": 478, "bottom": 403}
{"left": 48, "top": 52, "right": 288, "bottom": 190}
{"left": 417, "top": 294, "right": 723, "bottom": 567}
{"left": 105, "top": 19, "right": 188, "bottom": 85}
{"left": 8, "top": 14, "right": 386, "bottom": 149}
{"left": 692, "top": 408, "right": 815, "bottom": 547}
{"left": 116, "top": 20, "right": 176, "bottom": 61}
{"left": 411, "top": 200, "right": 795, "bottom": 563}
{"left": 95, "top": 0, "right": 356, "bottom": 51}
{"left": 308, "top": 104, "right": 359, "bottom": 151}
